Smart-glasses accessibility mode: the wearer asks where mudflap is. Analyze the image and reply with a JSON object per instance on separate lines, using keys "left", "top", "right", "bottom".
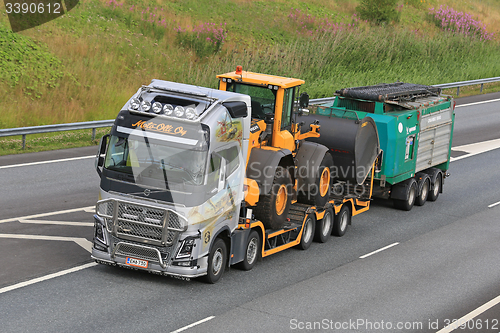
{"left": 229, "top": 228, "right": 252, "bottom": 265}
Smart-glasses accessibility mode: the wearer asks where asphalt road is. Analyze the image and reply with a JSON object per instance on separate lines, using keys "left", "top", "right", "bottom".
{"left": 0, "top": 93, "right": 499, "bottom": 332}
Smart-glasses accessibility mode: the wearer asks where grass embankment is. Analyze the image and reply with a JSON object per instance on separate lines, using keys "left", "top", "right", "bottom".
{"left": 0, "top": 0, "right": 499, "bottom": 155}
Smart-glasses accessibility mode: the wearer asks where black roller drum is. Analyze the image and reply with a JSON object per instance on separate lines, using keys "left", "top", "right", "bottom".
{"left": 299, "top": 114, "right": 380, "bottom": 185}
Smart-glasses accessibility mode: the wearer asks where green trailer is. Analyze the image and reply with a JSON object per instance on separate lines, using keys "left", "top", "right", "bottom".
{"left": 312, "top": 82, "right": 456, "bottom": 211}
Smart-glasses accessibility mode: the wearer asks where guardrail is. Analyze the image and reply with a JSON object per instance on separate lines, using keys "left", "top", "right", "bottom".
{"left": 1, "top": 77, "right": 499, "bottom": 149}
{"left": 0, "top": 120, "right": 114, "bottom": 150}
{"left": 434, "top": 76, "right": 500, "bottom": 96}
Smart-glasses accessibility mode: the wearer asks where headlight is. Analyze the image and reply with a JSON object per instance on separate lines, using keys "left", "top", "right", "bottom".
{"left": 174, "top": 106, "right": 185, "bottom": 118}
{"left": 130, "top": 98, "right": 140, "bottom": 110}
{"left": 141, "top": 101, "right": 151, "bottom": 111}
{"left": 163, "top": 104, "right": 174, "bottom": 115}
{"left": 152, "top": 102, "right": 162, "bottom": 114}
{"left": 176, "top": 238, "right": 196, "bottom": 259}
{"left": 185, "top": 107, "right": 196, "bottom": 120}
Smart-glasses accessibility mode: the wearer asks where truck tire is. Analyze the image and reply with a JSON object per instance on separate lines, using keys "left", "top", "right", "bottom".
{"left": 204, "top": 238, "right": 227, "bottom": 284}
{"left": 297, "top": 213, "right": 316, "bottom": 250}
{"left": 332, "top": 204, "right": 350, "bottom": 237}
{"left": 428, "top": 172, "right": 442, "bottom": 202}
{"left": 415, "top": 174, "right": 430, "bottom": 206}
{"left": 314, "top": 207, "right": 334, "bottom": 243}
{"left": 235, "top": 230, "right": 260, "bottom": 271}
{"left": 253, "top": 166, "right": 292, "bottom": 230}
{"left": 299, "top": 153, "right": 333, "bottom": 208}
{"left": 393, "top": 179, "right": 417, "bottom": 211}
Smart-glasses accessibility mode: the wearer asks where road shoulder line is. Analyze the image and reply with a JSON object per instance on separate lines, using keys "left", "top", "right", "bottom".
{"left": 0, "top": 262, "right": 97, "bottom": 294}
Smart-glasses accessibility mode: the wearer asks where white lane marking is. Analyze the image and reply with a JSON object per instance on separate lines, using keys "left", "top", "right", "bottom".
{"left": 455, "top": 98, "right": 500, "bottom": 108}
{"left": 19, "top": 219, "right": 94, "bottom": 227}
{"left": 359, "top": 242, "right": 399, "bottom": 259}
{"left": 0, "top": 155, "right": 95, "bottom": 169}
{"left": 171, "top": 316, "right": 215, "bottom": 333}
{"left": 450, "top": 138, "right": 500, "bottom": 162}
{"left": 0, "top": 262, "right": 97, "bottom": 295}
{"left": 488, "top": 201, "right": 500, "bottom": 208}
{"left": 0, "top": 234, "right": 93, "bottom": 253}
{"left": 436, "top": 294, "right": 500, "bottom": 333}
{"left": 0, "top": 206, "right": 94, "bottom": 224}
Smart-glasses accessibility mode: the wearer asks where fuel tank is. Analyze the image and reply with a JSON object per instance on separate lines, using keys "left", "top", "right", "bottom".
{"left": 298, "top": 114, "right": 380, "bottom": 185}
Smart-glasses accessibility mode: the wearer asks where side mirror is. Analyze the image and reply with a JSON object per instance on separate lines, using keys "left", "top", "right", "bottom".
{"left": 299, "top": 92, "right": 309, "bottom": 108}
{"left": 95, "top": 134, "right": 109, "bottom": 177}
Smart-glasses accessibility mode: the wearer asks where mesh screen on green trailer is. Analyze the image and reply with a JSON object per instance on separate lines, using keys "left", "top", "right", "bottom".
{"left": 335, "top": 82, "right": 441, "bottom": 102}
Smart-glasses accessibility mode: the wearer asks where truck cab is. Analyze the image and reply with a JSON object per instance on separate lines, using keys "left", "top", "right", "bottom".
{"left": 92, "top": 80, "right": 251, "bottom": 282}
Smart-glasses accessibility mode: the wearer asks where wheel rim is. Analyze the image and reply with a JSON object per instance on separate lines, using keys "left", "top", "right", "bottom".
{"left": 408, "top": 186, "right": 416, "bottom": 205}
{"left": 322, "top": 212, "right": 333, "bottom": 237}
{"left": 340, "top": 211, "right": 348, "bottom": 232}
{"left": 433, "top": 177, "right": 441, "bottom": 196}
{"left": 246, "top": 237, "right": 258, "bottom": 265}
{"left": 421, "top": 181, "right": 429, "bottom": 200}
{"left": 212, "top": 248, "right": 223, "bottom": 275}
{"left": 303, "top": 218, "right": 313, "bottom": 243}
{"left": 275, "top": 184, "right": 287, "bottom": 215}
{"left": 319, "top": 168, "right": 330, "bottom": 197}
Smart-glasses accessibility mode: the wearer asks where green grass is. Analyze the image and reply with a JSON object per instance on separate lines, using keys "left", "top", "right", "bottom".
{"left": 0, "top": 0, "right": 499, "bottom": 155}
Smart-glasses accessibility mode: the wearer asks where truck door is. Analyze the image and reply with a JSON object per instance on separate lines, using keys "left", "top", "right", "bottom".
{"left": 280, "top": 87, "right": 296, "bottom": 131}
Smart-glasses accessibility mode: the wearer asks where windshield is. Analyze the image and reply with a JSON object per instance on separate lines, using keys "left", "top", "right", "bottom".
{"left": 104, "top": 135, "right": 208, "bottom": 187}
{"left": 227, "top": 82, "right": 276, "bottom": 120}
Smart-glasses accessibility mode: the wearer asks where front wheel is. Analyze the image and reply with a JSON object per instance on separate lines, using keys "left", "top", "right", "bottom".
{"left": 393, "top": 180, "right": 417, "bottom": 211}
{"left": 332, "top": 204, "right": 350, "bottom": 237}
{"left": 314, "top": 208, "right": 334, "bottom": 243}
{"left": 204, "top": 238, "right": 227, "bottom": 284}
{"left": 235, "top": 230, "right": 260, "bottom": 271}
{"left": 254, "top": 166, "right": 293, "bottom": 230}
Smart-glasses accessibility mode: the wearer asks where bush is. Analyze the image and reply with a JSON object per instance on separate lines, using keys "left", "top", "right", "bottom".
{"left": 175, "top": 23, "right": 227, "bottom": 58}
{"left": 428, "top": 5, "right": 495, "bottom": 41}
{"left": 356, "top": 0, "right": 400, "bottom": 24}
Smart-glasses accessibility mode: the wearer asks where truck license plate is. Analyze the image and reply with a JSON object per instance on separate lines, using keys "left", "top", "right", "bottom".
{"left": 125, "top": 257, "right": 148, "bottom": 268}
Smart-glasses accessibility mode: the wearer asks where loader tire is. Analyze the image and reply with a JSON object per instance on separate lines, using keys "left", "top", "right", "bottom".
{"left": 253, "top": 166, "right": 292, "bottom": 230}
{"left": 298, "top": 153, "right": 333, "bottom": 208}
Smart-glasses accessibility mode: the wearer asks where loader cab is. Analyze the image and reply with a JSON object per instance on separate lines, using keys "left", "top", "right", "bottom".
{"left": 217, "top": 66, "right": 303, "bottom": 152}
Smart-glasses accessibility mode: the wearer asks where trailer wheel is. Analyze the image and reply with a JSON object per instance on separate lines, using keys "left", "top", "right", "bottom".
{"left": 415, "top": 176, "right": 430, "bottom": 206}
{"left": 254, "top": 166, "right": 292, "bottom": 230}
{"left": 204, "top": 238, "right": 227, "bottom": 284}
{"left": 393, "top": 180, "right": 417, "bottom": 211}
{"left": 299, "top": 153, "right": 333, "bottom": 208}
{"left": 235, "top": 230, "right": 260, "bottom": 271}
{"left": 333, "top": 204, "right": 350, "bottom": 237}
{"left": 314, "top": 208, "right": 334, "bottom": 243}
{"left": 428, "top": 172, "right": 442, "bottom": 202}
{"left": 297, "top": 213, "right": 316, "bottom": 250}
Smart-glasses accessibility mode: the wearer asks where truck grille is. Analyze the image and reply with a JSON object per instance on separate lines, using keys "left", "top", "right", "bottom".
{"left": 96, "top": 199, "right": 186, "bottom": 246}
{"left": 114, "top": 242, "right": 164, "bottom": 263}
